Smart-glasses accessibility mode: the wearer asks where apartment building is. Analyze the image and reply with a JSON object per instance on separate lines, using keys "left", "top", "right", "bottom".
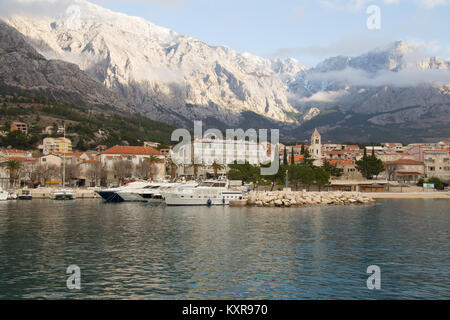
{"left": 43, "top": 137, "right": 72, "bottom": 155}
{"left": 424, "top": 149, "right": 450, "bottom": 183}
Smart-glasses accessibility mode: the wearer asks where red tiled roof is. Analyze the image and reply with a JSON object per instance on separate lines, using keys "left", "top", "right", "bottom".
{"left": 4, "top": 157, "right": 38, "bottom": 163}
{"left": 329, "top": 159, "right": 354, "bottom": 166}
{"left": 81, "top": 159, "right": 100, "bottom": 164}
{"left": 397, "top": 171, "right": 423, "bottom": 175}
{"left": 102, "top": 145, "right": 163, "bottom": 156}
{"left": 1, "top": 149, "right": 30, "bottom": 155}
{"left": 424, "top": 149, "right": 450, "bottom": 153}
{"left": 386, "top": 159, "right": 424, "bottom": 165}
{"left": 290, "top": 155, "right": 304, "bottom": 163}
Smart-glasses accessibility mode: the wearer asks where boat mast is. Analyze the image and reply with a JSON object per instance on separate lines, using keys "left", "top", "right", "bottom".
{"left": 62, "top": 122, "right": 66, "bottom": 188}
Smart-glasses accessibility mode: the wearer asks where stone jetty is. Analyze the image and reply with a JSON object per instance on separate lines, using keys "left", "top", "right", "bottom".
{"left": 247, "top": 191, "right": 376, "bottom": 207}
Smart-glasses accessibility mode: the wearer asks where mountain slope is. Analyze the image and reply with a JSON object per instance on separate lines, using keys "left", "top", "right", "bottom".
{"left": 0, "top": 21, "right": 135, "bottom": 113}
{"left": 5, "top": 0, "right": 307, "bottom": 126}
{"left": 2, "top": 2, "right": 449, "bottom": 142}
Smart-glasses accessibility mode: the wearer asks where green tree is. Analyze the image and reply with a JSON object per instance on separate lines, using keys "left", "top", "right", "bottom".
{"left": 416, "top": 178, "right": 425, "bottom": 187}
{"left": 2, "top": 160, "right": 22, "bottom": 188}
{"left": 356, "top": 148, "right": 385, "bottom": 179}
{"left": 322, "top": 159, "right": 343, "bottom": 177}
{"left": 283, "top": 146, "right": 288, "bottom": 166}
{"left": 356, "top": 149, "right": 371, "bottom": 179}
{"left": 302, "top": 149, "right": 315, "bottom": 167}
{"left": 291, "top": 148, "right": 295, "bottom": 165}
{"left": 427, "top": 177, "right": 444, "bottom": 190}
{"left": 313, "top": 166, "right": 331, "bottom": 191}
{"left": 211, "top": 161, "right": 225, "bottom": 179}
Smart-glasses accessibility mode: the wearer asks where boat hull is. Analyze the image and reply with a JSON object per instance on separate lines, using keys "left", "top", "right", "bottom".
{"left": 165, "top": 191, "right": 243, "bottom": 206}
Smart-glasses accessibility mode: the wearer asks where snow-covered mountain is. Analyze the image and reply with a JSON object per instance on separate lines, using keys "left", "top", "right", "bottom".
{"left": 2, "top": 0, "right": 449, "bottom": 141}
{"left": 4, "top": 0, "right": 307, "bottom": 126}
{"left": 289, "top": 41, "right": 450, "bottom": 114}
{"left": 0, "top": 20, "right": 134, "bottom": 113}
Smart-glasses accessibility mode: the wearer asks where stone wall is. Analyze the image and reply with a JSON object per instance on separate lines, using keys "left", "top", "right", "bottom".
{"left": 248, "top": 191, "right": 375, "bottom": 207}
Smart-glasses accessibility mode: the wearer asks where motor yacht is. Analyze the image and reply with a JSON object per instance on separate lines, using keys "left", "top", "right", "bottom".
{"left": 50, "top": 188, "right": 76, "bottom": 200}
{"left": 0, "top": 187, "right": 8, "bottom": 201}
{"left": 164, "top": 180, "right": 243, "bottom": 206}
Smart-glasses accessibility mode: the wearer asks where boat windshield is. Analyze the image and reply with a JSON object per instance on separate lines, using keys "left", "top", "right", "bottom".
{"left": 199, "top": 182, "right": 227, "bottom": 188}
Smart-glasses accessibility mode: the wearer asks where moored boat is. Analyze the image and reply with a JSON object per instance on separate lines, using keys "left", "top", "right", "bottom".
{"left": 0, "top": 187, "right": 8, "bottom": 201}
{"left": 50, "top": 188, "right": 76, "bottom": 200}
{"left": 18, "top": 190, "right": 32, "bottom": 200}
{"left": 164, "top": 180, "right": 243, "bottom": 206}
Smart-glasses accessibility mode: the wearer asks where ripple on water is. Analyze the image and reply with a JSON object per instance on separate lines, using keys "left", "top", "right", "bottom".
{"left": 0, "top": 199, "right": 449, "bottom": 299}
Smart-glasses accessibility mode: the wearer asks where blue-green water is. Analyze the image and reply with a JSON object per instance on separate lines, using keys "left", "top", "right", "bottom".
{"left": 0, "top": 199, "right": 449, "bottom": 300}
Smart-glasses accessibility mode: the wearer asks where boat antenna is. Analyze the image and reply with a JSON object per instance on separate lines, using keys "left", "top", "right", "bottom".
{"left": 62, "top": 122, "right": 66, "bottom": 188}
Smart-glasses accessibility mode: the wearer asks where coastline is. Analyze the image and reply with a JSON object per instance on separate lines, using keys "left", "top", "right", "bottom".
{"left": 368, "top": 192, "right": 450, "bottom": 199}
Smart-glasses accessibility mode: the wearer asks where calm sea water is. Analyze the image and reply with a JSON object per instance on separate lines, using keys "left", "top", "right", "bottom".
{"left": 0, "top": 199, "right": 449, "bottom": 300}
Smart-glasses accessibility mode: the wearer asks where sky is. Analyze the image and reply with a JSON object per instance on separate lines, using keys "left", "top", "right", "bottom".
{"left": 86, "top": 0, "right": 450, "bottom": 66}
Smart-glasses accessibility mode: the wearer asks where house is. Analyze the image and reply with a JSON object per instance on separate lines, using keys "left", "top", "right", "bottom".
{"left": 101, "top": 145, "right": 165, "bottom": 181}
{"left": 40, "top": 154, "right": 62, "bottom": 167}
{"left": 329, "top": 159, "right": 363, "bottom": 180}
{"left": 384, "top": 159, "right": 425, "bottom": 183}
{"left": 144, "top": 141, "right": 160, "bottom": 148}
{"left": 96, "top": 145, "right": 108, "bottom": 152}
{"left": 0, "top": 149, "right": 32, "bottom": 159}
{"left": 10, "top": 122, "right": 28, "bottom": 135}
{"left": 423, "top": 149, "right": 450, "bottom": 183}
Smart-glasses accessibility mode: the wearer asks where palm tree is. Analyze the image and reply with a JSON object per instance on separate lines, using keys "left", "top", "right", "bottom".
{"left": 3, "top": 160, "right": 22, "bottom": 188}
{"left": 211, "top": 161, "right": 225, "bottom": 179}
{"left": 188, "top": 163, "right": 204, "bottom": 180}
{"left": 166, "top": 159, "right": 178, "bottom": 180}
{"left": 145, "top": 156, "right": 162, "bottom": 181}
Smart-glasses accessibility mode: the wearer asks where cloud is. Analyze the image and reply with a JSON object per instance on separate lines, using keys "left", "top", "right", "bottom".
{"left": 307, "top": 67, "right": 450, "bottom": 87}
{"left": 269, "top": 34, "right": 394, "bottom": 66}
{"left": 0, "top": 0, "right": 78, "bottom": 18}
{"left": 298, "top": 90, "right": 349, "bottom": 103}
{"left": 320, "top": 0, "right": 448, "bottom": 12}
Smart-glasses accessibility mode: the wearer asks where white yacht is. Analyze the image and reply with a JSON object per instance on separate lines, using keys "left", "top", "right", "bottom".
{"left": 0, "top": 187, "right": 9, "bottom": 201}
{"left": 96, "top": 181, "right": 154, "bottom": 203}
{"left": 115, "top": 183, "right": 165, "bottom": 203}
{"left": 164, "top": 180, "right": 244, "bottom": 206}
{"left": 50, "top": 187, "right": 76, "bottom": 200}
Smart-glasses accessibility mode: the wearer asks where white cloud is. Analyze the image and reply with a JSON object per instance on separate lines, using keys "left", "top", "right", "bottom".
{"left": 308, "top": 67, "right": 450, "bottom": 87}
{"left": 320, "top": 0, "right": 448, "bottom": 11}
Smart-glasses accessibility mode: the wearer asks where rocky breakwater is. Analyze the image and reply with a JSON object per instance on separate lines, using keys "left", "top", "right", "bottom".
{"left": 247, "top": 191, "right": 376, "bottom": 207}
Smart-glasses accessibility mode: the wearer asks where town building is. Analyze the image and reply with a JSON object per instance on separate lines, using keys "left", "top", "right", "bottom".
{"left": 43, "top": 137, "right": 72, "bottom": 155}
{"left": 10, "top": 122, "right": 28, "bottom": 135}
{"left": 423, "top": 149, "right": 450, "bottom": 183}
{"left": 101, "top": 145, "right": 165, "bottom": 181}
{"left": 310, "top": 129, "right": 323, "bottom": 166}
{"left": 144, "top": 141, "right": 160, "bottom": 148}
{"left": 384, "top": 159, "right": 425, "bottom": 183}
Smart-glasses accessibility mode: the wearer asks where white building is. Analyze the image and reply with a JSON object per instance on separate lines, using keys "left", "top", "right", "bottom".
{"left": 43, "top": 137, "right": 72, "bottom": 155}
{"left": 310, "top": 129, "right": 323, "bottom": 166}
{"left": 172, "top": 138, "right": 272, "bottom": 167}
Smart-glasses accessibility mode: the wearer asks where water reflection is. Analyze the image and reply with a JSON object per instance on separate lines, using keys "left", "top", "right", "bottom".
{"left": 0, "top": 199, "right": 449, "bottom": 299}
